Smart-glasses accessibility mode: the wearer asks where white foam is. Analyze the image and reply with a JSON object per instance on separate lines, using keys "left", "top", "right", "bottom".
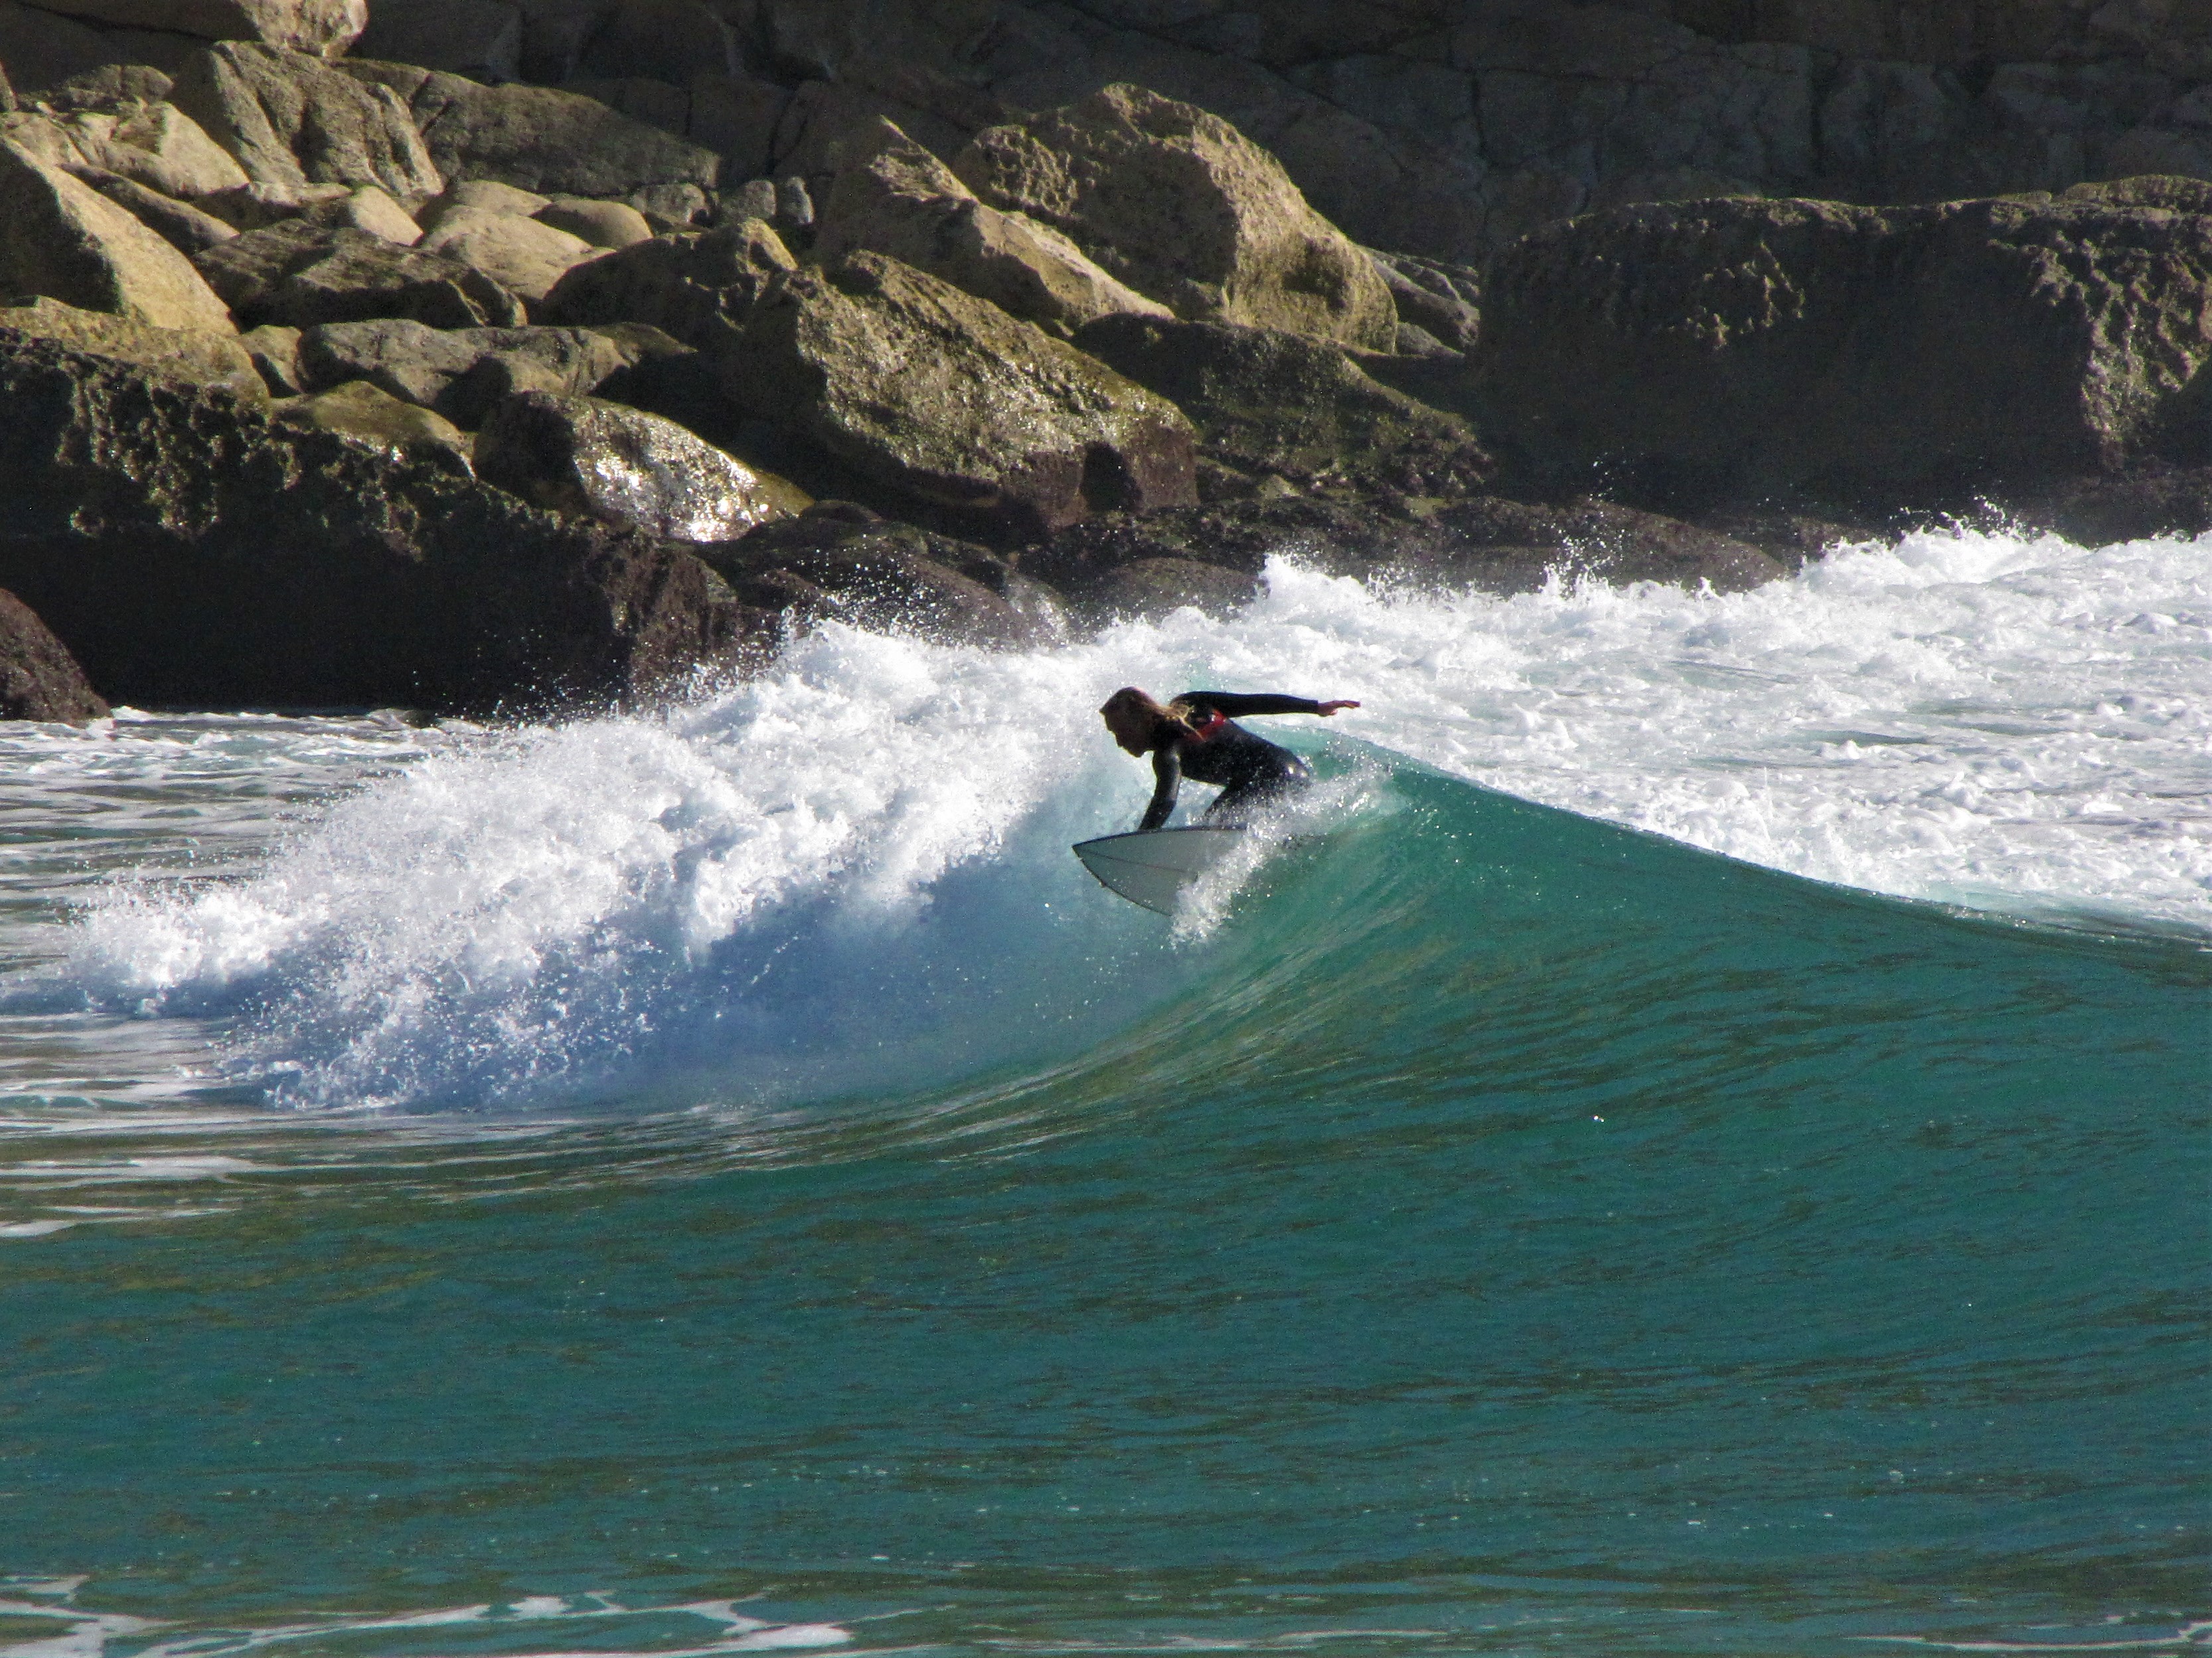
{"left": 38, "top": 526, "right": 2207, "bottom": 1112}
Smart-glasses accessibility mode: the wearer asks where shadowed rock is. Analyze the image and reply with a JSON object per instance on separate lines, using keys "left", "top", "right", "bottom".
{"left": 271, "top": 377, "right": 475, "bottom": 473}
{"left": 0, "top": 295, "right": 263, "bottom": 397}
{"left": 0, "top": 586, "right": 109, "bottom": 722}
{"left": 728, "top": 250, "right": 1197, "bottom": 538}
{"left": 535, "top": 218, "right": 792, "bottom": 352}
{"left": 194, "top": 220, "right": 523, "bottom": 327}
{"left": 167, "top": 42, "right": 442, "bottom": 202}
{"left": 84, "top": 172, "right": 240, "bottom": 253}
{"left": 23, "top": 0, "right": 366, "bottom": 56}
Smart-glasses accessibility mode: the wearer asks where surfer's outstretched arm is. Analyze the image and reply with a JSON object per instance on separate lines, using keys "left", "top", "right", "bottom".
{"left": 1139, "top": 746, "right": 1182, "bottom": 832}
{"left": 1181, "top": 692, "right": 1360, "bottom": 718}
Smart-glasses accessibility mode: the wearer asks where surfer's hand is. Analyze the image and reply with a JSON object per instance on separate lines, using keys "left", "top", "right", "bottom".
{"left": 1316, "top": 700, "right": 1360, "bottom": 716}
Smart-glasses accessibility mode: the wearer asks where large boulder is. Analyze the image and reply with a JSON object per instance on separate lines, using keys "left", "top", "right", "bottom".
{"left": 293, "top": 316, "right": 635, "bottom": 423}
{"left": 0, "top": 141, "right": 237, "bottom": 332}
{"left": 1, "top": 98, "right": 248, "bottom": 198}
{"left": 1072, "top": 313, "right": 1495, "bottom": 499}
{"left": 815, "top": 116, "right": 1170, "bottom": 338}
{"left": 21, "top": 0, "right": 365, "bottom": 56}
{"left": 352, "top": 0, "right": 521, "bottom": 83}
{"left": 416, "top": 205, "right": 600, "bottom": 305}
{"left": 536, "top": 218, "right": 791, "bottom": 352}
{"left": 0, "top": 295, "right": 262, "bottom": 397}
{"left": 475, "top": 390, "right": 804, "bottom": 541}
{"left": 727, "top": 250, "right": 1198, "bottom": 538}
{"left": 951, "top": 84, "right": 1396, "bottom": 351}
{"left": 270, "top": 376, "right": 474, "bottom": 473}
{"left": 84, "top": 172, "right": 241, "bottom": 253}
{"left": 1473, "top": 192, "right": 2212, "bottom": 499}
{"left": 194, "top": 220, "right": 524, "bottom": 328}
{"left": 0, "top": 586, "right": 109, "bottom": 722}
{"left": 330, "top": 61, "right": 721, "bottom": 204}
{"left": 167, "top": 42, "right": 441, "bottom": 204}
{"left": 0, "top": 336, "right": 767, "bottom": 710}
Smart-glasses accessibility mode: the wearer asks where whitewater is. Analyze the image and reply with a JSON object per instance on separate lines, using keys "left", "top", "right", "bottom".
{"left": 0, "top": 523, "right": 2204, "bottom": 1658}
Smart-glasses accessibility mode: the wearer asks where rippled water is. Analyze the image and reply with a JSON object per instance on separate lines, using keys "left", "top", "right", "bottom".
{"left": 0, "top": 529, "right": 2204, "bottom": 1657}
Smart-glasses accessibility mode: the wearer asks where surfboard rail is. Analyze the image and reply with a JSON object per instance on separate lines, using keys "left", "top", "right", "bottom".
{"left": 1072, "top": 826, "right": 1247, "bottom": 915}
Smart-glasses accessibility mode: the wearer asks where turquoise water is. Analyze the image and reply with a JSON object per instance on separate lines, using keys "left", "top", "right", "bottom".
{"left": 1, "top": 532, "right": 2205, "bottom": 1655}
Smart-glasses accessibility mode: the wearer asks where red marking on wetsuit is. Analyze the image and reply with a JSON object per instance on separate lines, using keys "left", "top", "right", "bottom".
{"left": 1189, "top": 712, "right": 1229, "bottom": 741}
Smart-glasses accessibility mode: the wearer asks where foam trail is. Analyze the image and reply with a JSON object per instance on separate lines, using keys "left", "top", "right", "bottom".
{"left": 48, "top": 525, "right": 2209, "bottom": 1114}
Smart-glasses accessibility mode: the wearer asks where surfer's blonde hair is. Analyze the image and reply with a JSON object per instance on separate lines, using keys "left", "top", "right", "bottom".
{"left": 1100, "top": 687, "right": 1197, "bottom": 745}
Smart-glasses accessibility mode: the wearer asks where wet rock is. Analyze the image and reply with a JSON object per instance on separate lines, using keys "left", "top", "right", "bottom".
{"left": 0, "top": 335, "right": 766, "bottom": 710}
{"left": 535, "top": 218, "right": 791, "bottom": 352}
{"left": 2, "top": 97, "right": 248, "bottom": 198}
{"left": 1026, "top": 494, "right": 1781, "bottom": 622}
{"left": 1368, "top": 248, "right": 1479, "bottom": 354}
{"left": 353, "top": 0, "right": 522, "bottom": 84}
{"left": 194, "top": 220, "right": 523, "bottom": 328}
{"left": 728, "top": 250, "right": 1198, "bottom": 538}
{"left": 0, "top": 141, "right": 238, "bottom": 332}
{"left": 0, "top": 586, "right": 109, "bottom": 722}
{"left": 815, "top": 116, "right": 1170, "bottom": 337}
{"left": 1474, "top": 193, "right": 2212, "bottom": 502}
{"left": 1072, "top": 313, "right": 1493, "bottom": 500}
{"left": 415, "top": 204, "right": 599, "bottom": 304}
{"left": 953, "top": 84, "right": 1397, "bottom": 350}
{"left": 475, "top": 390, "right": 804, "bottom": 540}
{"left": 84, "top": 171, "right": 240, "bottom": 253}
{"left": 0, "top": 295, "right": 262, "bottom": 396}
{"left": 167, "top": 42, "right": 443, "bottom": 203}
{"left": 331, "top": 61, "right": 721, "bottom": 203}
{"left": 700, "top": 508, "right": 1066, "bottom": 648}
{"left": 534, "top": 194, "right": 652, "bottom": 249}
{"left": 25, "top": 0, "right": 367, "bottom": 56}
{"left": 270, "top": 376, "right": 474, "bottom": 473}
{"left": 2002, "top": 461, "right": 2212, "bottom": 546}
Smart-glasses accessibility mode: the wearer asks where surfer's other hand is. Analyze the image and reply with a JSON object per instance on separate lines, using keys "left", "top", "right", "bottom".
{"left": 1317, "top": 700, "right": 1360, "bottom": 716}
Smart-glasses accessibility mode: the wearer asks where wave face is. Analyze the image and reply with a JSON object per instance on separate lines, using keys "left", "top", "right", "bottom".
{"left": 0, "top": 528, "right": 2204, "bottom": 1657}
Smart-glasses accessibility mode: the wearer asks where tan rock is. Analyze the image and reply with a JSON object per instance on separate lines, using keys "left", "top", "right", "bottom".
{"left": 86, "top": 172, "right": 240, "bottom": 253}
{"left": 329, "top": 183, "right": 422, "bottom": 244}
{"left": 167, "top": 42, "right": 442, "bottom": 204}
{"left": 0, "top": 294, "right": 260, "bottom": 395}
{"left": 0, "top": 143, "right": 237, "bottom": 332}
{"left": 271, "top": 377, "right": 473, "bottom": 473}
{"left": 815, "top": 117, "right": 1170, "bottom": 338}
{"left": 536, "top": 218, "right": 791, "bottom": 353}
{"left": 728, "top": 250, "right": 1197, "bottom": 536}
{"left": 21, "top": 0, "right": 366, "bottom": 56}
{"left": 417, "top": 176, "right": 550, "bottom": 229}
{"left": 953, "top": 84, "right": 1395, "bottom": 351}
{"left": 534, "top": 195, "right": 653, "bottom": 249}
{"left": 3, "top": 99, "right": 248, "bottom": 199}
{"left": 239, "top": 319, "right": 301, "bottom": 391}
{"left": 416, "top": 206, "right": 599, "bottom": 305}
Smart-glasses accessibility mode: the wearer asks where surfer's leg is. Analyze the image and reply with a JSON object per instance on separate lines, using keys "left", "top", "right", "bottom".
{"left": 1202, "top": 756, "right": 1312, "bottom": 824}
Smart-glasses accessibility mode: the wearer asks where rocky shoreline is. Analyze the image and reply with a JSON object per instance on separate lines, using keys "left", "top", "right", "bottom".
{"left": 0, "top": 0, "right": 2207, "bottom": 719}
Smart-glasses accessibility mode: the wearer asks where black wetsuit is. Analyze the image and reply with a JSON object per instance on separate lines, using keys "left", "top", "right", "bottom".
{"left": 1139, "top": 692, "right": 1322, "bottom": 832}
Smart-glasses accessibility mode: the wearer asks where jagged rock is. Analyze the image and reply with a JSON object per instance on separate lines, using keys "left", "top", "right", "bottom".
{"left": 2063, "top": 174, "right": 2212, "bottom": 213}
{"left": 2002, "top": 461, "right": 2212, "bottom": 546}
{"left": 293, "top": 315, "right": 635, "bottom": 423}
{"left": 86, "top": 172, "right": 240, "bottom": 252}
{"left": 815, "top": 116, "right": 1170, "bottom": 338}
{"left": 953, "top": 84, "right": 1396, "bottom": 350}
{"left": 1026, "top": 493, "right": 1782, "bottom": 621}
{"left": 535, "top": 194, "right": 652, "bottom": 248}
{"left": 0, "top": 295, "right": 262, "bottom": 396}
{"left": 475, "top": 390, "right": 803, "bottom": 540}
{"left": 728, "top": 250, "right": 1198, "bottom": 537}
{"left": 700, "top": 508, "right": 1066, "bottom": 649}
{"left": 240, "top": 319, "right": 300, "bottom": 390}
{"left": 193, "top": 176, "right": 346, "bottom": 225}
{"left": 0, "top": 142, "right": 238, "bottom": 332}
{"left": 416, "top": 204, "right": 599, "bottom": 303}
{"left": 22, "top": 0, "right": 366, "bottom": 56}
{"left": 417, "top": 175, "right": 546, "bottom": 227}
{"left": 167, "top": 43, "right": 441, "bottom": 204}
{"left": 37, "top": 62, "right": 181, "bottom": 109}
{"left": 194, "top": 219, "right": 522, "bottom": 327}
{"left": 330, "top": 60, "right": 721, "bottom": 202}
{"left": 1368, "top": 249, "right": 1479, "bottom": 354}
{"left": 1474, "top": 193, "right": 2212, "bottom": 500}
{"left": 1072, "top": 313, "right": 1493, "bottom": 499}
{"left": 353, "top": 0, "right": 521, "bottom": 84}
{"left": 535, "top": 217, "right": 791, "bottom": 352}
{"left": 271, "top": 376, "right": 473, "bottom": 473}
{"left": 0, "top": 586, "right": 108, "bottom": 721}
{"left": 0, "top": 335, "right": 766, "bottom": 710}
{"left": 1, "top": 98, "right": 248, "bottom": 198}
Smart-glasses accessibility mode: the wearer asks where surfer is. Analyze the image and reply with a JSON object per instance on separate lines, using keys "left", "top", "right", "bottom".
{"left": 1099, "top": 688, "right": 1360, "bottom": 832}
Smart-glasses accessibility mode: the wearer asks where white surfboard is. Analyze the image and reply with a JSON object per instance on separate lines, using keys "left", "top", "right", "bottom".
{"left": 1073, "top": 826, "right": 1247, "bottom": 915}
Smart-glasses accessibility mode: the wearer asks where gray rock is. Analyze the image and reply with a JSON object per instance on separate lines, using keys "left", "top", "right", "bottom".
{"left": 688, "top": 74, "right": 787, "bottom": 185}
{"left": 271, "top": 376, "right": 473, "bottom": 474}
{"left": 0, "top": 294, "right": 261, "bottom": 395}
{"left": 167, "top": 42, "right": 442, "bottom": 204}
{"left": 239, "top": 319, "right": 301, "bottom": 390}
{"left": 535, "top": 218, "right": 792, "bottom": 352}
{"left": 0, "top": 334, "right": 767, "bottom": 710}
{"left": 729, "top": 250, "right": 1198, "bottom": 538}
{"left": 534, "top": 194, "right": 651, "bottom": 248}
{"left": 568, "top": 0, "right": 735, "bottom": 86}
{"left": 416, "top": 175, "right": 546, "bottom": 226}
{"left": 1368, "top": 248, "right": 1479, "bottom": 354}
{"left": 716, "top": 176, "right": 777, "bottom": 226}
{"left": 475, "top": 390, "right": 803, "bottom": 540}
{"left": 0, "top": 141, "right": 238, "bottom": 332}
{"left": 331, "top": 60, "right": 722, "bottom": 202}
{"left": 86, "top": 171, "right": 240, "bottom": 253}
{"left": 2, "top": 97, "right": 249, "bottom": 198}
{"left": 415, "top": 203, "right": 599, "bottom": 303}
{"left": 293, "top": 315, "right": 633, "bottom": 423}
{"left": 1071, "top": 313, "right": 1493, "bottom": 500}
{"left": 194, "top": 219, "right": 524, "bottom": 327}
{"left": 0, "top": 0, "right": 117, "bottom": 101}
{"left": 0, "top": 585, "right": 108, "bottom": 722}
{"left": 1473, "top": 192, "right": 2212, "bottom": 500}
{"left": 954, "top": 84, "right": 1397, "bottom": 350}
{"left": 353, "top": 0, "right": 521, "bottom": 84}
{"left": 23, "top": 0, "right": 366, "bottom": 56}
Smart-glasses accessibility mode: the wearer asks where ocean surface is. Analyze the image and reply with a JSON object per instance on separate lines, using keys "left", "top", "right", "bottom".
{"left": 0, "top": 527, "right": 2205, "bottom": 1657}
